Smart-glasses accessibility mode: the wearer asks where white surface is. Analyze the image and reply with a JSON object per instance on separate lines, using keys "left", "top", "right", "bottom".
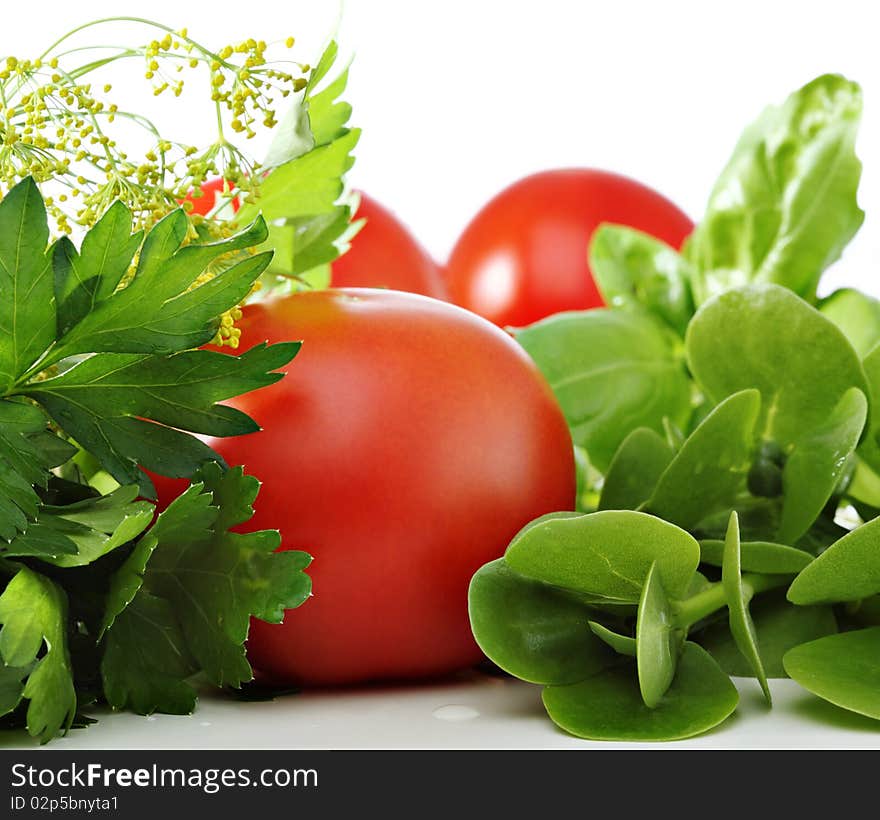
{"left": 2, "top": 2, "right": 880, "bottom": 752}
{"left": 5, "top": 672, "right": 880, "bottom": 750}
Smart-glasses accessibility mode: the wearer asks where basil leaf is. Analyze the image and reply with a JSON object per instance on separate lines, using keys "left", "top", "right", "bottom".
{"left": 819, "top": 288, "right": 880, "bottom": 358}
{"left": 590, "top": 225, "right": 695, "bottom": 336}
{"left": 517, "top": 309, "right": 692, "bottom": 472}
{"left": 686, "top": 74, "right": 863, "bottom": 305}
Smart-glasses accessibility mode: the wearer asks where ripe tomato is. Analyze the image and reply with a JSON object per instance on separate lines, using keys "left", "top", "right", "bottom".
{"left": 446, "top": 169, "right": 694, "bottom": 327}
{"left": 182, "top": 177, "right": 239, "bottom": 217}
{"left": 330, "top": 192, "right": 447, "bottom": 299}
{"left": 206, "top": 289, "right": 574, "bottom": 686}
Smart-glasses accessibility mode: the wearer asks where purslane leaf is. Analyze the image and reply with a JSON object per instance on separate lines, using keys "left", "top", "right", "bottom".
{"left": 699, "top": 592, "right": 836, "bottom": 678}
{"left": 686, "top": 284, "right": 868, "bottom": 451}
{"left": 778, "top": 386, "right": 866, "bottom": 544}
{"left": 516, "top": 309, "right": 692, "bottom": 473}
{"left": 721, "top": 512, "right": 771, "bottom": 703}
{"left": 636, "top": 563, "right": 682, "bottom": 708}
{"left": 504, "top": 510, "right": 700, "bottom": 601}
{"left": 468, "top": 559, "right": 615, "bottom": 685}
{"left": 787, "top": 514, "right": 880, "bottom": 605}
{"left": 598, "top": 427, "right": 673, "bottom": 511}
{"left": 647, "top": 389, "right": 760, "bottom": 530}
{"left": 542, "top": 642, "right": 738, "bottom": 742}
{"left": 783, "top": 627, "right": 880, "bottom": 720}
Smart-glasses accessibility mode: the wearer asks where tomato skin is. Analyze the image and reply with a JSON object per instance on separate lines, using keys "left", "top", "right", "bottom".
{"left": 446, "top": 169, "right": 694, "bottom": 327}
{"left": 330, "top": 192, "right": 448, "bottom": 299}
{"left": 182, "top": 177, "right": 239, "bottom": 217}
{"left": 206, "top": 289, "right": 574, "bottom": 686}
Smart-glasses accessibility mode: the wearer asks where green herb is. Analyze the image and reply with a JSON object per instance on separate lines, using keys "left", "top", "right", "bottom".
{"left": 474, "top": 73, "right": 880, "bottom": 741}
{"left": 0, "top": 19, "right": 356, "bottom": 744}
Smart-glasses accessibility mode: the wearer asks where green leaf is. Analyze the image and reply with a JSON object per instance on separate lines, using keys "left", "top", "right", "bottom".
{"left": 686, "top": 74, "right": 863, "bottom": 305}
{"left": 777, "top": 386, "right": 866, "bottom": 543}
{"left": 857, "top": 342, "right": 880, "bottom": 475}
{"left": 468, "top": 559, "right": 614, "bottom": 685}
{"left": 504, "top": 510, "right": 700, "bottom": 601}
{"left": 590, "top": 225, "right": 695, "bottom": 336}
{"left": 307, "top": 61, "right": 353, "bottom": 147}
{"left": 699, "top": 592, "right": 836, "bottom": 678}
{"left": 588, "top": 621, "right": 636, "bottom": 656}
{"left": 788, "top": 515, "right": 880, "bottom": 604}
{"left": 24, "top": 343, "right": 298, "bottom": 493}
{"left": 101, "top": 462, "right": 313, "bottom": 712}
{"left": 0, "top": 399, "right": 76, "bottom": 540}
{"left": 721, "top": 512, "right": 771, "bottom": 702}
{"left": 636, "top": 563, "right": 682, "bottom": 707}
{"left": 98, "top": 534, "right": 157, "bottom": 638}
{"left": 819, "top": 288, "right": 880, "bottom": 358}
{"left": 598, "top": 427, "right": 673, "bottom": 511}
{"left": 516, "top": 310, "right": 692, "bottom": 473}
{"left": 647, "top": 389, "right": 760, "bottom": 529}
{"left": 47, "top": 214, "right": 271, "bottom": 360}
{"left": 0, "top": 663, "right": 29, "bottom": 717}
{"left": 101, "top": 590, "right": 198, "bottom": 715}
{"left": 0, "top": 566, "right": 76, "bottom": 743}
{"left": 699, "top": 539, "right": 812, "bottom": 574}
{"left": 52, "top": 201, "right": 143, "bottom": 337}
{"left": 0, "top": 177, "right": 53, "bottom": 391}
{"left": 542, "top": 642, "right": 738, "bottom": 741}
{"left": 29, "top": 486, "right": 154, "bottom": 568}
{"left": 686, "top": 284, "right": 868, "bottom": 453}
{"left": 239, "top": 130, "right": 359, "bottom": 227}
{"left": 783, "top": 627, "right": 880, "bottom": 720}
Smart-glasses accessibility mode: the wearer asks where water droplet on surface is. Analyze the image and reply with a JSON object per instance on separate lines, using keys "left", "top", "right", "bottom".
{"left": 432, "top": 704, "right": 480, "bottom": 722}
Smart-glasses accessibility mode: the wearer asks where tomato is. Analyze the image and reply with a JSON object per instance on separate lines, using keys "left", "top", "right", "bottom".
{"left": 446, "top": 169, "right": 694, "bottom": 327}
{"left": 205, "top": 289, "right": 574, "bottom": 686}
{"left": 330, "top": 192, "right": 447, "bottom": 299}
{"left": 182, "top": 177, "right": 239, "bottom": 217}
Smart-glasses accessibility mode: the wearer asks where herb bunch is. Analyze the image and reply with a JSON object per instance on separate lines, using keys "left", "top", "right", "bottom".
{"left": 0, "top": 21, "right": 357, "bottom": 744}
{"left": 471, "top": 74, "right": 880, "bottom": 741}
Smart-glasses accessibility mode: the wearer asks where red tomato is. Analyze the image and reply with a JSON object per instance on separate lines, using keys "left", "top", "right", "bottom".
{"left": 330, "top": 192, "right": 447, "bottom": 299}
{"left": 182, "top": 177, "right": 239, "bottom": 217}
{"left": 446, "top": 169, "right": 694, "bottom": 327}
{"left": 205, "top": 289, "right": 574, "bottom": 686}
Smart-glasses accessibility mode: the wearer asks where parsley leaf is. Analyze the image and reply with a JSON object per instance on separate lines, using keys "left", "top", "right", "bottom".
{"left": 101, "top": 463, "right": 312, "bottom": 714}
{"left": 0, "top": 565, "right": 77, "bottom": 743}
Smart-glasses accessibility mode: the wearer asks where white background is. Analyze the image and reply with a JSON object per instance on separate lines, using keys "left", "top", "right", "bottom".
{"left": 4, "top": 0, "right": 880, "bottom": 294}
{"left": 3, "top": 1, "right": 880, "bottom": 749}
